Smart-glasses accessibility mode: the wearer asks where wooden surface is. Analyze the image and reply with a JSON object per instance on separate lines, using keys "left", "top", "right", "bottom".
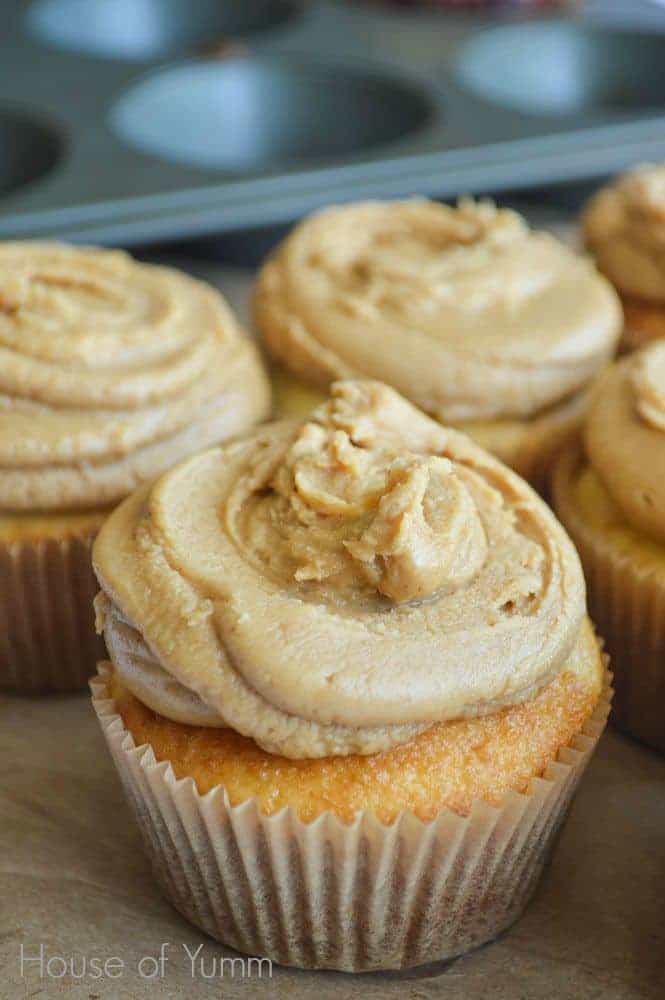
{"left": 1, "top": 255, "right": 665, "bottom": 1000}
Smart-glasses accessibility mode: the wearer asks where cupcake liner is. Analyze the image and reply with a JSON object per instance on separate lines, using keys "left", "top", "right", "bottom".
{"left": 0, "top": 532, "right": 105, "bottom": 693}
{"left": 553, "top": 445, "right": 665, "bottom": 754}
{"left": 91, "top": 662, "right": 611, "bottom": 972}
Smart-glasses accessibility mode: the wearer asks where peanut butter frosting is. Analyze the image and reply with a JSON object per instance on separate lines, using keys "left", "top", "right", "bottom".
{"left": 94, "top": 380, "right": 586, "bottom": 759}
{"left": 0, "top": 242, "right": 271, "bottom": 511}
{"left": 585, "top": 342, "right": 665, "bottom": 545}
{"left": 583, "top": 164, "right": 665, "bottom": 302}
{"left": 255, "top": 199, "right": 621, "bottom": 423}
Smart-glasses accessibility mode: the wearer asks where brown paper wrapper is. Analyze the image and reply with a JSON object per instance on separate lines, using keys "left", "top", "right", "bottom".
{"left": 553, "top": 444, "right": 665, "bottom": 754}
{"left": 0, "top": 532, "right": 105, "bottom": 693}
{"left": 91, "top": 662, "right": 611, "bottom": 972}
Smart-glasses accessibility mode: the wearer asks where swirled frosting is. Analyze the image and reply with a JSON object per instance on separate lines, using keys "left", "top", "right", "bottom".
{"left": 255, "top": 199, "right": 621, "bottom": 423}
{"left": 585, "top": 342, "right": 665, "bottom": 544}
{"left": 583, "top": 164, "right": 665, "bottom": 302}
{"left": 94, "top": 380, "right": 586, "bottom": 759}
{"left": 0, "top": 242, "right": 271, "bottom": 511}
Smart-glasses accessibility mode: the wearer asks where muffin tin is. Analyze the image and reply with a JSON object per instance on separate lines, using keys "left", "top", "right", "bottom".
{"left": 2, "top": 0, "right": 665, "bottom": 245}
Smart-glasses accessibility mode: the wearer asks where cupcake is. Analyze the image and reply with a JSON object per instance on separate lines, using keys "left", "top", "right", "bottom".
{"left": 553, "top": 341, "right": 665, "bottom": 754}
{"left": 0, "top": 242, "right": 270, "bottom": 692}
{"left": 255, "top": 198, "right": 622, "bottom": 492}
{"left": 583, "top": 164, "right": 665, "bottom": 352}
{"left": 92, "top": 380, "right": 610, "bottom": 971}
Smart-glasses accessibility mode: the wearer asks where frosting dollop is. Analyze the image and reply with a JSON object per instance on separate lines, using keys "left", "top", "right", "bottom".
{"left": 583, "top": 164, "right": 665, "bottom": 302}
{"left": 238, "top": 420, "right": 487, "bottom": 605}
{"left": 94, "top": 380, "right": 586, "bottom": 759}
{"left": 585, "top": 342, "right": 665, "bottom": 544}
{"left": 256, "top": 198, "right": 621, "bottom": 423}
{"left": 0, "top": 242, "right": 270, "bottom": 510}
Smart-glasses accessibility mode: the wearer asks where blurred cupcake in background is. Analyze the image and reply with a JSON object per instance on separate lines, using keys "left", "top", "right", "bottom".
{"left": 255, "top": 198, "right": 621, "bottom": 493}
{"left": 552, "top": 341, "right": 665, "bottom": 754}
{"left": 583, "top": 164, "right": 665, "bottom": 352}
{"left": 0, "top": 242, "right": 270, "bottom": 693}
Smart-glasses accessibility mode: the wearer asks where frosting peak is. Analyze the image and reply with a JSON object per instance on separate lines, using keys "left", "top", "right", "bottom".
{"left": 249, "top": 418, "right": 487, "bottom": 604}
{"left": 0, "top": 242, "right": 270, "bottom": 510}
{"left": 94, "top": 380, "right": 585, "bottom": 759}
{"left": 346, "top": 454, "right": 487, "bottom": 604}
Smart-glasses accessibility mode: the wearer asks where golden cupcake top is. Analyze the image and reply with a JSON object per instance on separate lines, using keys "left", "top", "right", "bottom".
{"left": 255, "top": 198, "right": 621, "bottom": 424}
{"left": 583, "top": 164, "right": 665, "bottom": 302}
{"left": 0, "top": 241, "right": 270, "bottom": 511}
{"left": 585, "top": 341, "right": 665, "bottom": 544}
{"left": 94, "top": 380, "right": 586, "bottom": 759}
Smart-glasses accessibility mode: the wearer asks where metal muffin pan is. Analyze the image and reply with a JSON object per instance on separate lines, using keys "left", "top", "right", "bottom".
{"left": 110, "top": 57, "right": 431, "bottom": 171}
{"left": 0, "top": 107, "right": 62, "bottom": 196}
{"left": 2, "top": 0, "right": 665, "bottom": 245}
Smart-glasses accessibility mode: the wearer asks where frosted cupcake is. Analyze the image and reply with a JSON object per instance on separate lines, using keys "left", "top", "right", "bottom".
{"left": 92, "top": 380, "right": 609, "bottom": 971}
{"left": 553, "top": 341, "right": 665, "bottom": 753}
{"left": 583, "top": 164, "right": 665, "bottom": 352}
{"left": 255, "top": 199, "right": 621, "bottom": 491}
{"left": 0, "top": 242, "right": 270, "bottom": 692}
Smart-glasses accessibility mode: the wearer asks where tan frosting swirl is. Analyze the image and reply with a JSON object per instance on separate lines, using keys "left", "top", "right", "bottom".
{"left": 237, "top": 421, "right": 487, "bottom": 605}
{"left": 584, "top": 164, "right": 665, "bottom": 302}
{"left": 585, "top": 342, "right": 665, "bottom": 543}
{"left": 94, "top": 380, "right": 586, "bottom": 759}
{"left": 0, "top": 242, "right": 270, "bottom": 511}
{"left": 256, "top": 199, "right": 621, "bottom": 423}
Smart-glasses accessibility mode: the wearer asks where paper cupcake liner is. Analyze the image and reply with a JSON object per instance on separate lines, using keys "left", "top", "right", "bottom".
{"left": 91, "top": 662, "right": 611, "bottom": 972}
{"left": 0, "top": 532, "right": 105, "bottom": 693}
{"left": 553, "top": 445, "right": 665, "bottom": 754}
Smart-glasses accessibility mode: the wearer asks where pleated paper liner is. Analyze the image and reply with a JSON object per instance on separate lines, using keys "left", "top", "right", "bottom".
{"left": 0, "top": 532, "right": 105, "bottom": 693}
{"left": 91, "top": 662, "right": 612, "bottom": 972}
{"left": 552, "top": 443, "right": 665, "bottom": 755}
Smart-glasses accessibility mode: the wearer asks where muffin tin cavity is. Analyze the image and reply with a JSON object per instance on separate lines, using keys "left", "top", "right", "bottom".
{"left": 458, "top": 23, "right": 665, "bottom": 117}
{"left": 109, "top": 58, "right": 433, "bottom": 172}
{"left": 26, "top": 0, "right": 301, "bottom": 61}
{"left": 0, "top": 108, "right": 61, "bottom": 196}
